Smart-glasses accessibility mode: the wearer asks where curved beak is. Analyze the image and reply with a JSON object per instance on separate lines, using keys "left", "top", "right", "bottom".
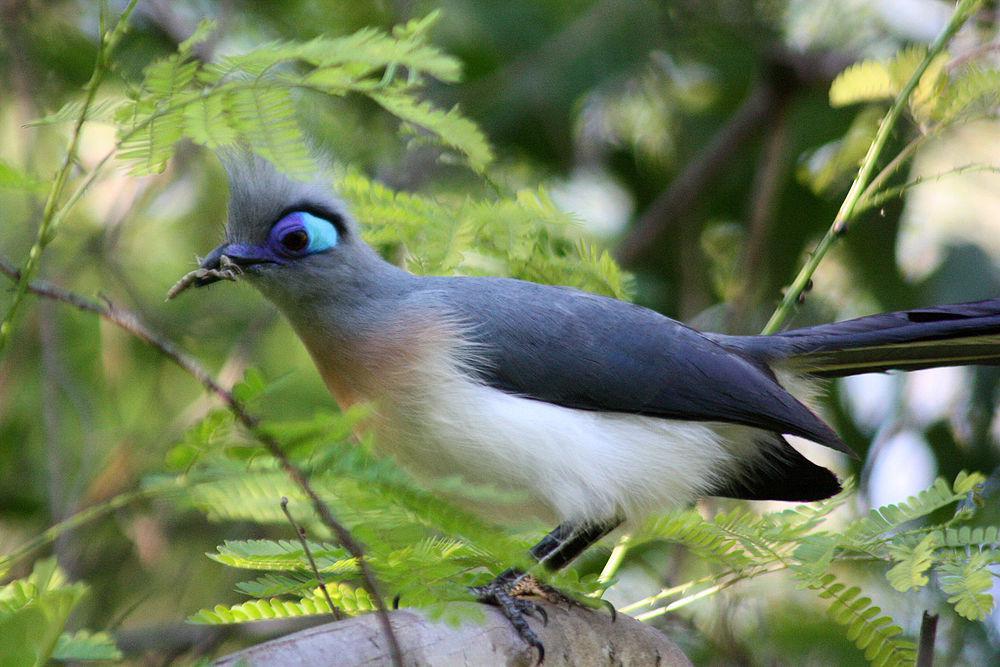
{"left": 195, "top": 243, "right": 277, "bottom": 288}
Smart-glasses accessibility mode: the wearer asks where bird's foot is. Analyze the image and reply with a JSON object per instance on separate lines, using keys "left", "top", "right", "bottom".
{"left": 470, "top": 568, "right": 577, "bottom": 663}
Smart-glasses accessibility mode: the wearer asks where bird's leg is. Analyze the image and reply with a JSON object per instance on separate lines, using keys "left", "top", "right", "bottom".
{"left": 471, "top": 518, "right": 621, "bottom": 662}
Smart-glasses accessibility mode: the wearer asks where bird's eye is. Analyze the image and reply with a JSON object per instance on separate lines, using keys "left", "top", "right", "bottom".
{"left": 280, "top": 229, "right": 309, "bottom": 252}
{"left": 269, "top": 211, "right": 339, "bottom": 258}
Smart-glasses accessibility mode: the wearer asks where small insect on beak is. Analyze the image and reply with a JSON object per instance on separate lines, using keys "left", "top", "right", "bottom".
{"left": 166, "top": 243, "right": 274, "bottom": 301}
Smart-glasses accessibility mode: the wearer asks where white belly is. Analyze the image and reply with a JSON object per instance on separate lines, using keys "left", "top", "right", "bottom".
{"left": 376, "top": 374, "right": 760, "bottom": 524}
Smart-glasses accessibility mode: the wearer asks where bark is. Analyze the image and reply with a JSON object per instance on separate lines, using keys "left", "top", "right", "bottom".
{"left": 215, "top": 602, "right": 690, "bottom": 666}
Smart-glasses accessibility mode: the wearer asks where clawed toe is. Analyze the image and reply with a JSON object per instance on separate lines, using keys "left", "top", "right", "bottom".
{"left": 471, "top": 569, "right": 553, "bottom": 663}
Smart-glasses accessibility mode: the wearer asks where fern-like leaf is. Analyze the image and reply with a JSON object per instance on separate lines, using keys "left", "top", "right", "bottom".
{"left": 640, "top": 510, "right": 753, "bottom": 571}
{"left": 830, "top": 60, "right": 895, "bottom": 107}
{"left": 938, "top": 553, "right": 995, "bottom": 621}
{"left": 845, "top": 476, "right": 962, "bottom": 543}
{"left": 929, "top": 524, "right": 1000, "bottom": 549}
{"left": 886, "top": 533, "right": 938, "bottom": 592}
{"left": 369, "top": 93, "right": 493, "bottom": 172}
{"left": 51, "top": 631, "right": 122, "bottom": 662}
{"left": 236, "top": 572, "right": 318, "bottom": 598}
{"left": 209, "top": 539, "right": 356, "bottom": 574}
{"left": 190, "top": 585, "right": 373, "bottom": 624}
{"left": 811, "top": 574, "right": 917, "bottom": 667}
{"left": 226, "top": 86, "right": 316, "bottom": 178}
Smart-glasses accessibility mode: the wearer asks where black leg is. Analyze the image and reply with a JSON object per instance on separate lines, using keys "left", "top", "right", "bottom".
{"left": 529, "top": 518, "right": 622, "bottom": 570}
{"left": 473, "top": 518, "right": 622, "bottom": 662}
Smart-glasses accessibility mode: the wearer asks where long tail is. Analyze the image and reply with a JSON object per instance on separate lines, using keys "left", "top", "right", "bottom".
{"left": 714, "top": 299, "right": 1000, "bottom": 377}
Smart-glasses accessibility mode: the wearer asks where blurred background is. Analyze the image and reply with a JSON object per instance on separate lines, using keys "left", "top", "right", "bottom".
{"left": 1, "top": 0, "right": 998, "bottom": 664}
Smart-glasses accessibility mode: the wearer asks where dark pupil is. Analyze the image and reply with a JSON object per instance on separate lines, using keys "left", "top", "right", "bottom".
{"left": 281, "top": 229, "right": 309, "bottom": 252}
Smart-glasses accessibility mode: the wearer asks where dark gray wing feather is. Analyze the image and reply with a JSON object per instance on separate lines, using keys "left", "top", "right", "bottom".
{"left": 423, "top": 277, "right": 852, "bottom": 455}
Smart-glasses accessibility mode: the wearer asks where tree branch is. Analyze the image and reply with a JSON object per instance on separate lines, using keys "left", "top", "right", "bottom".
{"left": 215, "top": 603, "right": 691, "bottom": 667}
{"left": 616, "top": 47, "right": 855, "bottom": 269}
{"left": 0, "top": 257, "right": 403, "bottom": 667}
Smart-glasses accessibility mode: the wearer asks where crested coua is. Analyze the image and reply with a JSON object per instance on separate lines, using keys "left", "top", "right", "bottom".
{"left": 187, "top": 153, "right": 1000, "bottom": 656}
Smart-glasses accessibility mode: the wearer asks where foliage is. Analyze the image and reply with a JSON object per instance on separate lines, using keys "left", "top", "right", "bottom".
{"left": 0, "top": 559, "right": 121, "bottom": 664}
{"left": 1, "top": 2, "right": 1000, "bottom": 666}
{"left": 340, "top": 171, "right": 631, "bottom": 297}
{"left": 620, "top": 472, "right": 997, "bottom": 665}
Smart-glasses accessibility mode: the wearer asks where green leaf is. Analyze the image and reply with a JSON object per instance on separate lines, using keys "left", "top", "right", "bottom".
{"left": 0, "top": 559, "right": 89, "bottom": 665}
{"left": 26, "top": 98, "right": 123, "bottom": 127}
{"left": 0, "top": 160, "right": 46, "bottom": 192}
{"left": 179, "top": 18, "right": 217, "bottom": 55}
{"left": 845, "top": 477, "right": 961, "bottom": 543}
{"left": 369, "top": 94, "right": 493, "bottom": 172}
{"left": 236, "top": 572, "right": 318, "bottom": 598}
{"left": 886, "top": 533, "right": 937, "bottom": 592}
{"left": 798, "top": 107, "right": 882, "bottom": 195}
{"left": 232, "top": 368, "right": 268, "bottom": 403}
{"left": 829, "top": 46, "right": 951, "bottom": 124}
{"left": 52, "top": 630, "right": 122, "bottom": 662}
{"left": 928, "top": 524, "right": 1000, "bottom": 549}
{"left": 953, "top": 470, "right": 985, "bottom": 495}
{"left": 209, "top": 539, "right": 355, "bottom": 574}
{"left": 810, "top": 574, "right": 917, "bottom": 667}
{"left": 190, "top": 585, "right": 373, "bottom": 624}
{"left": 938, "top": 553, "right": 995, "bottom": 621}
{"left": 183, "top": 93, "right": 238, "bottom": 149}
{"left": 830, "top": 60, "right": 895, "bottom": 107}
{"left": 226, "top": 86, "right": 316, "bottom": 178}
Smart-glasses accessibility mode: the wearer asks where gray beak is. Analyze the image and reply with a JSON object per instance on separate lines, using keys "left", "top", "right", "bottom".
{"left": 195, "top": 243, "right": 277, "bottom": 287}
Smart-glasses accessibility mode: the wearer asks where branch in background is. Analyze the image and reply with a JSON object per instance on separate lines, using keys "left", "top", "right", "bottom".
{"left": 729, "top": 92, "right": 792, "bottom": 330}
{"left": 616, "top": 47, "right": 854, "bottom": 269}
{"left": 916, "top": 611, "right": 938, "bottom": 667}
{"left": 0, "top": 257, "right": 403, "bottom": 667}
{"left": 761, "top": 0, "right": 984, "bottom": 334}
{"left": 615, "top": 78, "right": 777, "bottom": 268}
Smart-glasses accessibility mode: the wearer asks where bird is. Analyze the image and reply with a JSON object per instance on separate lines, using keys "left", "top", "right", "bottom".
{"left": 182, "top": 152, "right": 1000, "bottom": 658}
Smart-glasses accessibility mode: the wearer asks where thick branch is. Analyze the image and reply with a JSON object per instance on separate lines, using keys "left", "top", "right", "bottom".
{"left": 215, "top": 603, "right": 691, "bottom": 667}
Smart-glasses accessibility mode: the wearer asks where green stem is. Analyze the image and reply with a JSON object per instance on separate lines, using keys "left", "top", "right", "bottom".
{"left": 0, "top": 485, "right": 169, "bottom": 576}
{"left": 855, "top": 163, "right": 1000, "bottom": 215}
{"left": 633, "top": 565, "right": 787, "bottom": 621}
{"left": 761, "top": 0, "right": 982, "bottom": 335}
{"left": 0, "top": 0, "right": 139, "bottom": 355}
{"left": 594, "top": 533, "right": 631, "bottom": 592}
{"left": 619, "top": 572, "right": 718, "bottom": 614}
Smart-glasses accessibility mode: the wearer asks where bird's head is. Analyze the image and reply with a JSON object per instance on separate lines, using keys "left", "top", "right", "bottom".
{"left": 193, "top": 152, "right": 387, "bottom": 307}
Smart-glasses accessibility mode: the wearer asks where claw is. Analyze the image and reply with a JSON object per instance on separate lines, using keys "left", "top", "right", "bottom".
{"left": 600, "top": 598, "right": 617, "bottom": 623}
{"left": 533, "top": 603, "right": 549, "bottom": 627}
{"left": 471, "top": 570, "right": 552, "bottom": 663}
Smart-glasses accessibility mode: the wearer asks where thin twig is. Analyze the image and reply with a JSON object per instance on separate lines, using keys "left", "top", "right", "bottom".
{"left": 761, "top": 0, "right": 984, "bottom": 334}
{"left": 0, "top": 257, "right": 404, "bottom": 667}
{"left": 916, "top": 610, "right": 938, "bottom": 667}
{"left": 281, "top": 496, "right": 342, "bottom": 621}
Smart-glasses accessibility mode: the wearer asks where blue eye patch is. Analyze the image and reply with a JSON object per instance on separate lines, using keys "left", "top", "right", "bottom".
{"left": 270, "top": 211, "right": 340, "bottom": 257}
{"left": 300, "top": 212, "right": 339, "bottom": 253}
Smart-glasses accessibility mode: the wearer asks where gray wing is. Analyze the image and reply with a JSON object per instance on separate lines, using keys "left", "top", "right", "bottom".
{"left": 424, "top": 276, "right": 851, "bottom": 455}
